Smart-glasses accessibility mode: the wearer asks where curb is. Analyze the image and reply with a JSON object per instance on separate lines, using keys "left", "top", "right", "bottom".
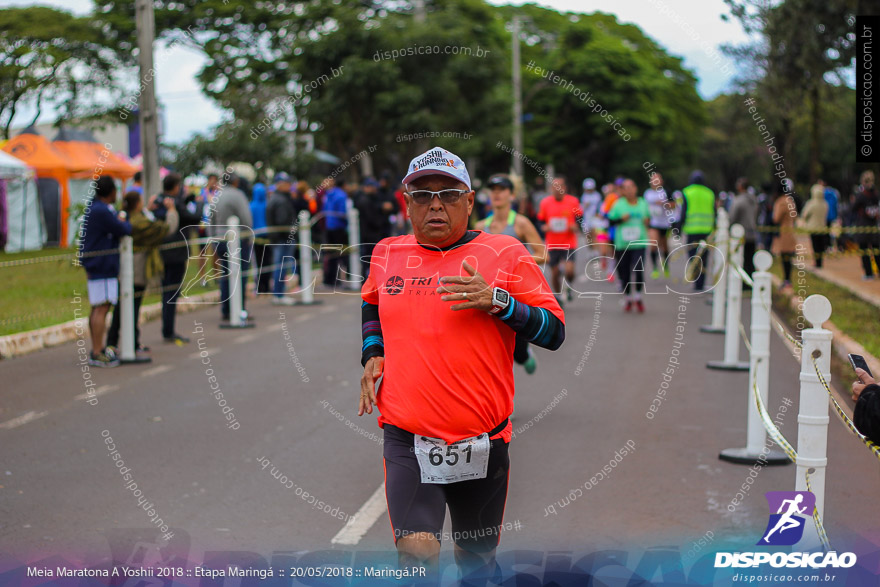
{"left": 0, "top": 290, "right": 221, "bottom": 360}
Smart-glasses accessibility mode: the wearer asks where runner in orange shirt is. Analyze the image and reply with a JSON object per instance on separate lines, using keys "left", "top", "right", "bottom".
{"left": 537, "top": 176, "right": 583, "bottom": 304}
{"left": 359, "top": 147, "right": 565, "bottom": 582}
{"left": 599, "top": 184, "right": 622, "bottom": 282}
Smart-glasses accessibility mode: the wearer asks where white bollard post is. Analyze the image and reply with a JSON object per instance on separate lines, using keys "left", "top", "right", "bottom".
{"left": 294, "top": 210, "right": 320, "bottom": 306}
{"left": 719, "top": 250, "right": 788, "bottom": 465}
{"left": 228, "top": 217, "right": 242, "bottom": 326}
{"left": 219, "top": 216, "right": 254, "bottom": 329}
{"left": 795, "top": 294, "right": 833, "bottom": 550}
{"left": 708, "top": 224, "right": 749, "bottom": 370}
{"left": 701, "top": 208, "right": 728, "bottom": 332}
{"left": 347, "top": 206, "right": 361, "bottom": 290}
{"left": 118, "top": 236, "right": 151, "bottom": 364}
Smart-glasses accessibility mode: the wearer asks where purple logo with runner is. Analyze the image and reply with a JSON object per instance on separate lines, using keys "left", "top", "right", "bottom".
{"left": 758, "top": 491, "right": 815, "bottom": 546}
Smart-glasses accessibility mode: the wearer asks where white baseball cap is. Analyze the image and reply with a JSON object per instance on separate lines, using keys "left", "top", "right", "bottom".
{"left": 402, "top": 146, "right": 471, "bottom": 190}
{"left": 582, "top": 178, "right": 596, "bottom": 190}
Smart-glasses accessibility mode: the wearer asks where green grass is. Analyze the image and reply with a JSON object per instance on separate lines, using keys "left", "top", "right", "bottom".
{"left": 0, "top": 247, "right": 217, "bottom": 336}
{"left": 769, "top": 258, "right": 880, "bottom": 360}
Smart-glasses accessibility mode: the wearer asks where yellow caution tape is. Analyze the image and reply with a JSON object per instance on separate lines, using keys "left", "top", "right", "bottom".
{"left": 738, "top": 321, "right": 752, "bottom": 354}
{"left": 756, "top": 225, "right": 880, "bottom": 234}
{"left": 752, "top": 365, "right": 831, "bottom": 550}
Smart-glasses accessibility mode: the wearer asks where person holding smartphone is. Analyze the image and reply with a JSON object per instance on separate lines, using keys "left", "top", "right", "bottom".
{"left": 851, "top": 360, "right": 880, "bottom": 444}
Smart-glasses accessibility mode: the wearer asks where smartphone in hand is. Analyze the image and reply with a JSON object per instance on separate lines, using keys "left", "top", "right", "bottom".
{"left": 849, "top": 354, "right": 873, "bottom": 379}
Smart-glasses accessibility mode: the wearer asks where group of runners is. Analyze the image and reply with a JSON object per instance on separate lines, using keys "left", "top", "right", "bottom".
{"left": 476, "top": 169, "right": 685, "bottom": 316}
{"left": 357, "top": 146, "right": 694, "bottom": 584}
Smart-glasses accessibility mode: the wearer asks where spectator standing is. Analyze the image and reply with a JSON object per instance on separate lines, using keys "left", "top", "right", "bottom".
{"left": 80, "top": 176, "right": 131, "bottom": 367}
{"left": 106, "top": 192, "right": 178, "bottom": 354}
{"left": 322, "top": 177, "right": 349, "bottom": 287}
{"left": 290, "top": 179, "right": 310, "bottom": 225}
{"left": 772, "top": 185, "right": 799, "bottom": 289}
{"left": 756, "top": 182, "right": 775, "bottom": 251}
{"left": 851, "top": 170, "right": 880, "bottom": 279}
{"left": 728, "top": 177, "right": 759, "bottom": 279}
{"left": 266, "top": 173, "right": 301, "bottom": 304}
{"left": 852, "top": 368, "right": 880, "bottom": 445}
{"left": 199, "top": 173, "right": 219, "bottom": 234}
{"left": 250, "top": 179, "right": 271, "bottom": 293}
{"left": 129, "top": 171, "right": 143, "bottom": 195}
{"left": 297, "top": 180, "right": 318, "bottom": 215}
{"left": 210, "top": 174, "right": 254, "bottom": 321}
{"left": 355, "top": 177, "right": 399, "bottom": 277}
{"left": 801, "top": 184, "right": 829, "bottom": 268}
{"left": 821, "top": 180, "right": 840, "bottom": 250}
{"left": 153, "top": 173, "right": 200, "bottom": 344}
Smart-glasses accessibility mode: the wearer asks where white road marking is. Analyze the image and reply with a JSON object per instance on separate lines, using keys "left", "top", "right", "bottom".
{"left": 0, "top": 411, "right": 48, "bottom": 430}
{"left": 330, "top": 483, "right": 386, "bottom": 545}
{"left": 234, "top": 333, "right": 258, "bottom": 344}
{"left": 74, "top": 384, "right": 118, "bottom": 401}
{"left": 188, "top": 348, "right": 220, "bottom": 360}
{"left": 141, "top": 364, "right": 174, "bottom": 377}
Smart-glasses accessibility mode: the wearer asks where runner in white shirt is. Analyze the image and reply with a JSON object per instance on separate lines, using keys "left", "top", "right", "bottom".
{"left": 580, "top": 178, "right": 603, "bottom": 242}
{"left": 643, "top": 172, "right": 677, "bottom": 278}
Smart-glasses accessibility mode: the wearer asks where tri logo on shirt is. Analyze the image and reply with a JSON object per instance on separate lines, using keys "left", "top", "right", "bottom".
{"left": 384, "top": 275, "right": 438, "bottom": 296}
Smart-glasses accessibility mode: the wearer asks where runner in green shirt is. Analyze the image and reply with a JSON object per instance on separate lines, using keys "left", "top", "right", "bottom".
{"left": 607, "top": 179, "right": 650, "bottom": 313}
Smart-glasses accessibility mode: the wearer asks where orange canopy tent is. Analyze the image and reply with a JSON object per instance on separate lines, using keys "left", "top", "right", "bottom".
{"left": 52, "top": 128, "right": 137, "bottom": 180}
{"left": 2, "top": 130, "right": 86, "bottom": 246}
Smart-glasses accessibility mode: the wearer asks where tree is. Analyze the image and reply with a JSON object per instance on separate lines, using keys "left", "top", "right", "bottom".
{"left": 698, "top": 93, "right": 769, "bottom": 190}
{"left": 764, "top": 0, "right": 855, "bottom": 182}
{"left": 501, "top": 5, "right": 705, "bottom": 186}
{"left": 94, "top": 0, "right": 510, "bottom": 179}
{"left": 92, "top": 0, "right": 703, "bottom": 187}
{"left": 723, "top": 0, "right": 856, "bottom": 184}
{"left": 0, "top": 6, "right": 130, "bottom": 139}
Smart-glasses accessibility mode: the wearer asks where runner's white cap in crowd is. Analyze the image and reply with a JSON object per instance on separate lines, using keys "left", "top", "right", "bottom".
{"left": 402, "top": 146, "right": 472, "bottom": 190}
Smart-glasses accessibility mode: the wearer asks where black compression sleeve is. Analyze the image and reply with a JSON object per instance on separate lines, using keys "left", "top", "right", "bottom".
{"left": 361, "top": 301, "right": 384, "bottom": 367}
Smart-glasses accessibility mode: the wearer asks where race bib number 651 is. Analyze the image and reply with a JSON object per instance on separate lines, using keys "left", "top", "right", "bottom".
{"left": 414, "top": 434, "right": 491, "bottom": 484}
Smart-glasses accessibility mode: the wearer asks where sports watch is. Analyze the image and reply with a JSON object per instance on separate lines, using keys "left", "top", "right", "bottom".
{"left": 489, "top": 287, "right": 511, "bottom": 315}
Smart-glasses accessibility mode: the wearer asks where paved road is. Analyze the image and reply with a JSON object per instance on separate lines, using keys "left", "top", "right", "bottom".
{"left": 1, "top": 254, "right": 878, "bottom": 572}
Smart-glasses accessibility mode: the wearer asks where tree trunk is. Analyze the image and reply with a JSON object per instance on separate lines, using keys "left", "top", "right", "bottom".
{"left": 780, "top": 115, "right": 797, "bottom": 196}
{"left": 809, "top": 82, "right": 821, "bottom": 184}
{"left": 359, "top": 150, "right": 374, "bottom": 179}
